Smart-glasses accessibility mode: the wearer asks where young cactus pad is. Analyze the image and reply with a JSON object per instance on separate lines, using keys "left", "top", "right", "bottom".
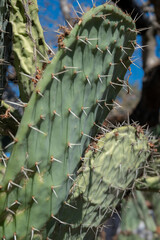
{"left": 0, "top": 3, "right": 137, "bottom": 239}
{"left": 50, "top": 126, "right": 151, "bottom": 240}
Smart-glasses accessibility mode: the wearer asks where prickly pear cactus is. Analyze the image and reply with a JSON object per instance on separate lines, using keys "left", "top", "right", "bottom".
{"left": 51, "top": 126, "right": 152, "bottom": 240}
{"left": 0, "top": 3, "right": 137, "bottom": 239}
{"left": 10, "top": 0, "right": 49, "bottom": 101}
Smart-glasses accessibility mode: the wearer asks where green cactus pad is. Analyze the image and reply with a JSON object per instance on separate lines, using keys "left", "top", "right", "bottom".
{"left": 51, "top": 126, "right": 151, "bottom": 239}
{"left": 0, "top": 3, "right": 137, "bottom": 239}
{"left": 10, "top": 0, "right": 49, "bottom": 101}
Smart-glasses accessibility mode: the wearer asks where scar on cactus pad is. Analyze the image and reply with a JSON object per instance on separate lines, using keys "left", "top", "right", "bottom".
{"left": 0, "top": 2, "right": 138, "bottom": 239}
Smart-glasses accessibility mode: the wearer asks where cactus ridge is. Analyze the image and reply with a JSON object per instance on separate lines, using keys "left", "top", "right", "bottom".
{"left": 0, "top": 3, "right": 136, "bottom": 239}
{"left": 51, "top": 125, "right": 151, "bottom": 239}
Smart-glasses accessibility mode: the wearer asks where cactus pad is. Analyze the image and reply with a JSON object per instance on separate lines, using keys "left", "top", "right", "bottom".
{"left": 0, "top": 3, "right": 137, "bottom": 239}
{"left": 51, "top": 126, "right": 151, "bottom": 239}
{"left": 10, "top": 0, "right": 49, "bottom": 101}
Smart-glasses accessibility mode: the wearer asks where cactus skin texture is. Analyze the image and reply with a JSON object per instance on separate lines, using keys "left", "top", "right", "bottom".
{"left": 10, "top": 0, "right": 48, "bottom": 101}
{"left": 50, "top": 126, "right": 151, "bottom": 240}
{"left": 0, "top": 3, "right": 137, "bottom": 239}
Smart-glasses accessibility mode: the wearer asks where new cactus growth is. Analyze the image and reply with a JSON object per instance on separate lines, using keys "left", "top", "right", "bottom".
{"left": 0, "top": 1, "right": 146, "bottom": 239}
{"left": 51, "top": 126, "right": 152, "bottom": 239}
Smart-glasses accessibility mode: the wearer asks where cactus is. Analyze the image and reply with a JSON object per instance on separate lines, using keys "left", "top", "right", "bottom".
{"left": 152, "top": 125, "right": 160, "bottom": 152}
{"left": 117, "top": 191, "right": 160, "bottom": 240}
{"left": 50, "top": 126, "right": 152, "bottom": 240}
{"left": 0, "top": 2, "right": 138, "bottom": 239}
{"left": 1, "top": 1, "right": 159, "bottom": 240}
{"left": 136, "top": 146, "right": 160, "bottom": 192}
{"left": 114, "top": 142, "right": 160, "bottom": 239}
{"left": 136, "top": 175, "right": 160, "bottom": 191}
{"left": 10, "top": 0, "right": 49, "bottom": 101}
{"left": 0, "top": 122, "right": 153, "bottom": 240}
{"left": 149, "top": 192, "right": 160, "bottom": 237}
{"left": 118, "top": 191, "right": 156, "bottom": 238}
